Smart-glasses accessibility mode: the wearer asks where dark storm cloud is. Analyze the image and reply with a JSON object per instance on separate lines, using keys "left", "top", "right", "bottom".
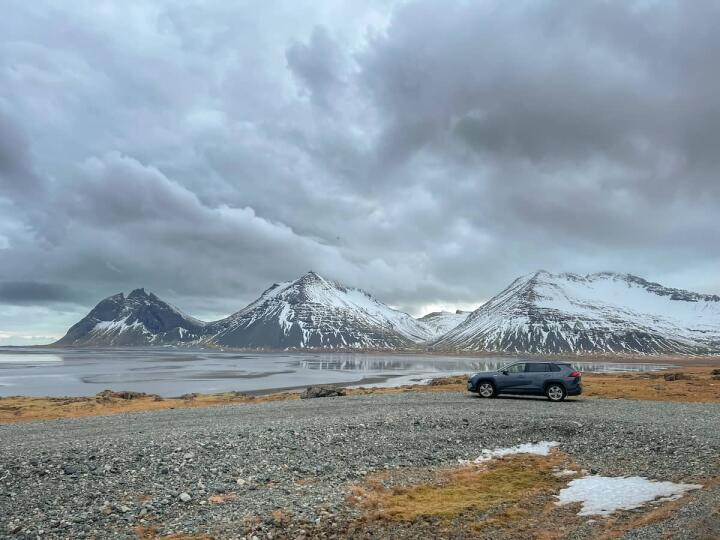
{"left": 0, "top": 282, "right": 79, "bottom": 304}
{"left": 0, "top": 110, "right": 44, "bottom": 197}
{"left": 0, "top": 0, "right": 719, "bottom": 343}
{"left": 360, "top": 0, "right": 720, "bottom": 178}
{"left": 356, "top": 0, "right": 720, "bottom": 263}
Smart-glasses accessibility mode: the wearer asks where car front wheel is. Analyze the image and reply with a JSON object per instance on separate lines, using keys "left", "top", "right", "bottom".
{"left": 546, "top": 384, "right": 566, "bottom": 402}
{"left": 477, "top": 382, "right": 496, "bottom": 398}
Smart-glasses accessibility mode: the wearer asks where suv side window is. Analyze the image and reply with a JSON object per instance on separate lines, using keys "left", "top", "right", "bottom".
{"left": 504, "top": 363, "right": 526, "bottom": 373}
{"left": 526, "top": 363, "right": 549, "bottom": 372}
{"left": 548, "top": 364, "right": 561, "bottom": 372}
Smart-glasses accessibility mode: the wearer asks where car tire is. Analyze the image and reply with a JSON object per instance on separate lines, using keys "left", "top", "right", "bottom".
{"left": 546, "top": 384, "right": 566, "bottom": 402}
{"left": 477, "top": 381, "right": 496, "bottom": 398}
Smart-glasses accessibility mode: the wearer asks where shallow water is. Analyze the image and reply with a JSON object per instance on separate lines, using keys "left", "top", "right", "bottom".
{"left": 0, "top": 347, "right": 672, "bottom": 397}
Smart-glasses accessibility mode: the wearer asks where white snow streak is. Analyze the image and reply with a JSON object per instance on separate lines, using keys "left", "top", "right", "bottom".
{"left": 460, "top": 441, "right": 560, "bottom": 464}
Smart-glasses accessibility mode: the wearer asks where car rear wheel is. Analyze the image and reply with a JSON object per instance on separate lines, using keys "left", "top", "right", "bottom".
{"left": 546, "top": 384, "right": 566, "bottom": 402}
{"left": 477, "top": 382, "right": 496, "bottom": 398}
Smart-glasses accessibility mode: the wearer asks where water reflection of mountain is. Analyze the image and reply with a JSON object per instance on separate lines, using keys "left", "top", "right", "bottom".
{"left": 300, "top": 357, "right": 671, "bottom": 374}
{"left": 300, "top": 358, "right": 509, "bottom": 372}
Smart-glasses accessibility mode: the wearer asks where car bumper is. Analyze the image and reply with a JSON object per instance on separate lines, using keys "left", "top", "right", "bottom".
{"left": 566, "top": 383, "right": 583, "bottom": 396}
{"left": 467, "top": 381, "right": 476, "bottom": 392}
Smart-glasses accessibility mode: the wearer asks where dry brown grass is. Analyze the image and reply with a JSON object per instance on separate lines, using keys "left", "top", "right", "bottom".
{"left": 0, "top": 390, "right": 298, "bottom": 424}
{"left": 350, "top": 453, "right": 568, "bottom": 522}
{"left": 358, "top": 366, "right": 720, "bottom": 403}
{"left": 581, "top": 367, "right": 720, "bottom": 402}
{"left": 2, "top": 364, "right": 718, "bottom": 424}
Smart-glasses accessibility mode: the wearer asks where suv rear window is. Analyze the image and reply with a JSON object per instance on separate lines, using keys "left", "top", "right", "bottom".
{"left": 526, "top": 363, "right": 549, "bottom": 372}
{"left": 548, "top": 364, "right": 561, "bottom": 372}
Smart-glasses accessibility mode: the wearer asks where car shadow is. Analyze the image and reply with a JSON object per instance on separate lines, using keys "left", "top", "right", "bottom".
{"left": 470, "top": 394, "right": 584, "bottom": 403}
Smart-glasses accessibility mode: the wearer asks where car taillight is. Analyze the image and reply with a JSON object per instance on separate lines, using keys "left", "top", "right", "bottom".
{"left": 570, "top": 371, "right": 581, "bottom": 378}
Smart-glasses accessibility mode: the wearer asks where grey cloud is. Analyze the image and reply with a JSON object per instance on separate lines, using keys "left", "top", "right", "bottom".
{"left": 0, "top": 110, "right": 44, "bottom": 197}
{"left": 358, "top": 0, "right": 720, "bottom": 195}
{"left": 0, "top": 0, "right": 719, "bottom": 342}
{"left": 356, "top": 0, "right": 720, "bottom": 260}
{"left": 287, "top": 26, "right": 346, "bottom": 109}
{"left": 0, "top": 281, "right": 79, "bottom": 305}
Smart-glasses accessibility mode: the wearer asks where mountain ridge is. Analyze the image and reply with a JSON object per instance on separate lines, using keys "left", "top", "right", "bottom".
{"left": 52, "top": 270, "right": 720, "bottom": 354}
{"left": 433, "top": 271, "right": 720, "bottom": 355}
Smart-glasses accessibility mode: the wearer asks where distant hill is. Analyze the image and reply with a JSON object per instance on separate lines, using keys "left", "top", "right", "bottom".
{"left": 418, "top": 310, "right": 471, "bottom": 339}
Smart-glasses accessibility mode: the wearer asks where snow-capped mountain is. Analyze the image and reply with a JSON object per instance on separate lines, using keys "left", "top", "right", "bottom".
{"left": 433, "top": 271, "right": 720, "bottom": 355}
{"left": 206, "top": 272, "right": 433, "bottom": 349}
{"left": 418, "top": 310, "right": 471, "bottom": 339}
{"left": 53, "top": 271, "right": 720, "bottom": 354}
{"left": 54, "top": 288, "right": 206, "bottom": 346}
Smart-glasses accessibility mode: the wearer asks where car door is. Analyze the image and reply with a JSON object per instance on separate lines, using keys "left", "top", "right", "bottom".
{"left": 524, "top": 362, "right": 550, "bottom": 392}
{"left": 497, "top": 362, "right": 526, "bottom": 391}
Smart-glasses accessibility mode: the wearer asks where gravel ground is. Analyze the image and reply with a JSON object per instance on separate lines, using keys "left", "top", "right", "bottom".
{"left": 1, "top": 392, "right": 719, "bottom": 539}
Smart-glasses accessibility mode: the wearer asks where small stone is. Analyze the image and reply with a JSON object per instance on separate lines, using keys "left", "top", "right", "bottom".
{"left": 300, "top": 386, "right": 346, "bottom": 399}
{"left": 179, "top": 492, "right": 191, "bottom": 503}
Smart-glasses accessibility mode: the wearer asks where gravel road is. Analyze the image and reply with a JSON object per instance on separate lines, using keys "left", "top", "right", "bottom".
{"left": 1, "top": 393, "right": 719, "bottom": 539}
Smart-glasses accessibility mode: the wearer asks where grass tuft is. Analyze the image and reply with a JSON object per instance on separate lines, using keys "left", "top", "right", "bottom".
{"left": 352, "top": 454, "right": 567, "bottom": 522}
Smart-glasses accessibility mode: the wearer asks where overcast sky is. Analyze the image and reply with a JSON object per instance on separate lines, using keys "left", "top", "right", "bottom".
{"left": 1, "top": 0, "right": 719, "bottom": 344}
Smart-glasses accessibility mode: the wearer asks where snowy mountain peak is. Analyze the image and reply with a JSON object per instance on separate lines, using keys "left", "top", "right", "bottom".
{"left": 54, "top": 289, "right": 205, "bottom": 347}
{"left": 434, "top": 271, "right": 720, "bottom": 355}
{"left": 297, "top": 270, "right": 324, "bottom": 283}
{"left": 518, "top": 271, "right": 720, "bottom": 304}
{"left": 127, "top": 287, "right": 150, "bottom": 299}
{"left": 207, "top": 273, "right": 432, "bottom": 349}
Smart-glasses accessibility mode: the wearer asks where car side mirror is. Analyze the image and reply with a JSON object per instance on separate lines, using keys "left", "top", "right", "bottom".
{"left": 501, "top": 370, "right": 508, "bottom": 375}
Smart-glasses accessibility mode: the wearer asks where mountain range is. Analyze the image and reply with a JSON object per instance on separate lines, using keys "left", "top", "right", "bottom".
{"left": 52, "top": 270, "right": 720, "bottom": 355}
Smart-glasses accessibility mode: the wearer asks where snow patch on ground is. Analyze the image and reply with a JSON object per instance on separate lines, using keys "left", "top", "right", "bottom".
{"left": 460, "top": 441, "right": 560, "bottom": 464}
{"left": 556, "top": 475, "right": 702, "bottom": 516}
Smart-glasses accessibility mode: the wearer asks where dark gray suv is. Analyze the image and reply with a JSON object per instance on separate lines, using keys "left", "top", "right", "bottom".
{"left": 467, "top": 362, "right": 582, "bottom": 402}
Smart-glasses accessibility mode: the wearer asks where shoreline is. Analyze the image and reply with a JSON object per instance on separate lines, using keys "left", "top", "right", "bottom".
{"left": 1, "top": 365, "right": 718, "bottom": 424}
